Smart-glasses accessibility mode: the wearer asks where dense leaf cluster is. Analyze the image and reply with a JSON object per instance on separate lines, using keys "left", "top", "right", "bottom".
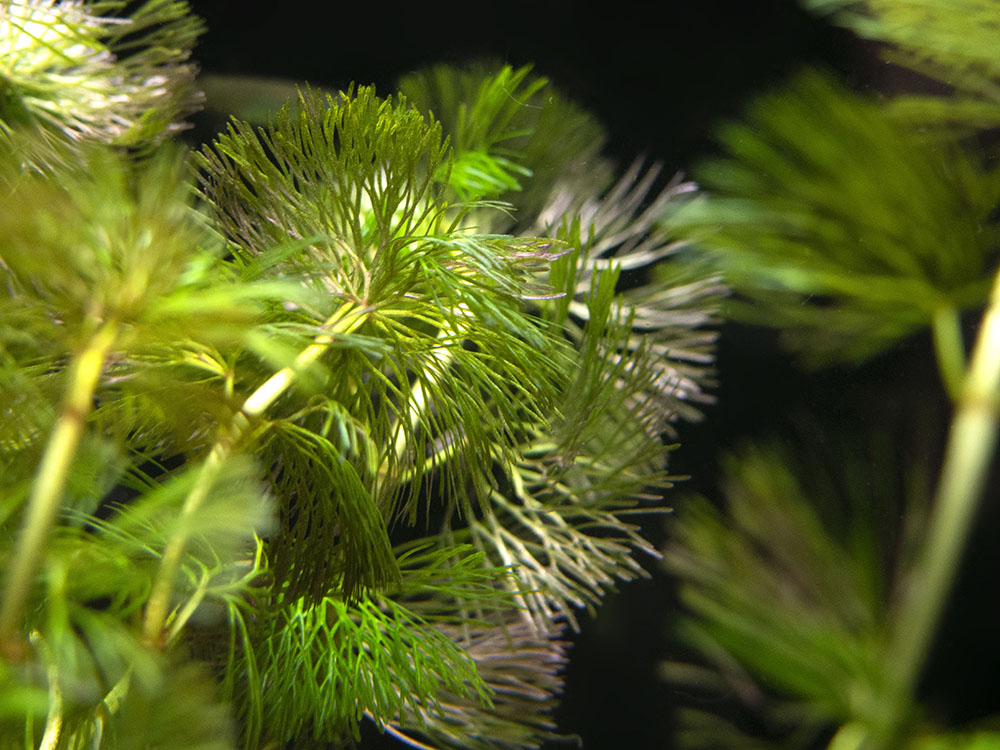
{"left": 0, "top": 3, "right": 719, "bottom": 748}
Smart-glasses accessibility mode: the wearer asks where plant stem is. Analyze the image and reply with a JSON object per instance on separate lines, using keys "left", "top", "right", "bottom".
{"left": 30, "top": 630, "right": 64, "bottom": 750}
{"left": 931, "top": 305, "right": 967, "bottom": 401}
{"left": 0, "top": 321, "right": 119, "bottom": 652}
{"left": 884, "top": 271, "right": 1000, "bottom": 725}
{"left": 141, "top": 302, "right": 367, "bottom": 645}
{"left": 389, "top": 324, "right": 455, "bottom": 461}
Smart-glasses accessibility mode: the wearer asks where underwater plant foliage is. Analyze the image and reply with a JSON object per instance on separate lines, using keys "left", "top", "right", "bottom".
{"left": 661, "top": 0, "right": 1000, "bottom": 748}
{"left": 8, "top": 0, "right": 999, "bottom": 748}
{"left": 0, "top": 2, "right": 721, "bottom": 748}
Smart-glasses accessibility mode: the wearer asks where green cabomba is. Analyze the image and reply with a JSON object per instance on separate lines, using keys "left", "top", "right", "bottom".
{"left": 0, "top": 0, "right": 203, "bottom": 171}
{"left": 662, "top": 1, "right": 1000, "bottom": 748}
{"left": 0, "top": 3, "right": 719, "bottom": 748}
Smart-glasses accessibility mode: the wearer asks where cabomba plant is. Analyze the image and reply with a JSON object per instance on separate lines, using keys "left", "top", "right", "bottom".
{"left": 660, "top": 1, "right": 1000, "bottom": 748}
{"left": 0, "top": 2, "right": 721, "bottom": 749}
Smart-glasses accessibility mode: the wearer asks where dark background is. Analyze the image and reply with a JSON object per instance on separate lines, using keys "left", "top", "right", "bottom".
{"left": 188, "top": 1, "right": 859, "bottom": 168}
{"left": 184, "top": 3, "right": 996, "bottom": 749}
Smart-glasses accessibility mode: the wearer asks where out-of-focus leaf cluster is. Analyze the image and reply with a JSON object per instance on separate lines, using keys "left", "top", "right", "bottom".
{"left": 660, "top": 2, "right": 1000, "bottom": 749}
{"left": 804, "top": 0, "right": 1000, "bottom": 130}
{"left": 0, "top": 0, "right": 204, "bottom": 171}
{"left": 669, "top": 69, "right": 1000, "bottom": 366}
{"left": 663, "top": 439, "right": 926, "bottom": 749}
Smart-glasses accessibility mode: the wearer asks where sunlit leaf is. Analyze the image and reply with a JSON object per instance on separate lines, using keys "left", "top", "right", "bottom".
{"left": 0, "top": 0, "right": 203, "bottom": 170}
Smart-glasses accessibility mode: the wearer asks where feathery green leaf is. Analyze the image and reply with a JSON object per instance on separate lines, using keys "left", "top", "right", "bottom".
{"left": 804, "top": 0, "right": 1000, "bottom": 126}
{"left": 244, "top": 587, "right": 488, "bottom": 746}
{"left": 669, "top": 69, "right": 1000, "bottom": 365}
{"left": 663, "top": 436, "right": 932, "bottom": 746}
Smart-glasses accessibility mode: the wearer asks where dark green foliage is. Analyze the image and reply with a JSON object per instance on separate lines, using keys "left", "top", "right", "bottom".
{"left": 663, "top": 443, "right": 904, "bottom": 747}
{"left": 260, "top": 417, "right": 398, "bottom": 601}
{"left": 661, "top": 1, "right": 1000, "bottom": 748}
{"left": 669, "top": 69, "right": 1000, "bottom": 365}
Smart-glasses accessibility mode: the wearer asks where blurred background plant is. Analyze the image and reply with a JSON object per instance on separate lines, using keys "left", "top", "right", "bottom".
{"left": 661, "top": 1, "right": 1000, "bottom": 748}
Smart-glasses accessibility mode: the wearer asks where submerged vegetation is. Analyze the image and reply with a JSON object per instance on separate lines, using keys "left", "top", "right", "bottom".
{"left": 0, "top": 2, "right": 718, "bottom": 747}
{"left": 662, "top": 1, "right": 1000, "bottom": 748}
{"left": 2, "top": 1, "right": 999, "bottom": 749}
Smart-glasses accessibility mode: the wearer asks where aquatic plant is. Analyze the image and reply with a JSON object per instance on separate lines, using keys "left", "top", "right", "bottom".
{"left": 661, "top": 1, "right": 1000, "bottom": 747}
{"left": 0, "top": 3, "right": 719, "bottom": 747}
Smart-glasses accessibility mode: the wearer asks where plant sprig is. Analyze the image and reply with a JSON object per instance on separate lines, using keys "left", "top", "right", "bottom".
{"left": 0, "top": 25, "right": 723, "bottom": 745}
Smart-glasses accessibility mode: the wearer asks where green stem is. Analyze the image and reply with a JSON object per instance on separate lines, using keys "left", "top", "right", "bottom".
{"left": 30, "top": 630, "right": 63, "bottom": 750}
{"left": 931, "top": 305, "right": 967, "bottom": 401}
{"left": 141, "top": 302, "right": 367, "bottom": 645}
{"left": 0, "top": 321, "right": 119, "bottom": 651}
{"left": 885, "top": 273, "right": 1000, "bottom": 725}
{"left": 142, "top": 444, "right": 226, "bottom": 644}
{"left": 389, "top": 325, "right": 455, "bottom": 462}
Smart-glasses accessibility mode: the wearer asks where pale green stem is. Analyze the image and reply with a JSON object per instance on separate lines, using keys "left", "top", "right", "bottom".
{"left": 29, "top": 630, "right": 63, "bottom": 750}
{"left": 92, "top": 668, "right": 132, "bottom": 746}
{"left": 884, "top": 272, "right": 1000, "bottom": 730}
{"left": 142, "top": 302, "right": 366, "bottom": 645}
{"left": 931, "top": 305, "right": 967, "bottom": 401}
{"left": 373, "top": 716, "right": 440, "bottom": 750}
{"left": 388, "top": 315, "right": 460, "bottom": 463}
{"left": 142, "top": 445, "right": 226, "bottom": 644}
{"left": 0, "top": 321, "right": 119, "bottom": 650}
{"left": 166, "top": 564, "right": 211, "bottom": 645}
